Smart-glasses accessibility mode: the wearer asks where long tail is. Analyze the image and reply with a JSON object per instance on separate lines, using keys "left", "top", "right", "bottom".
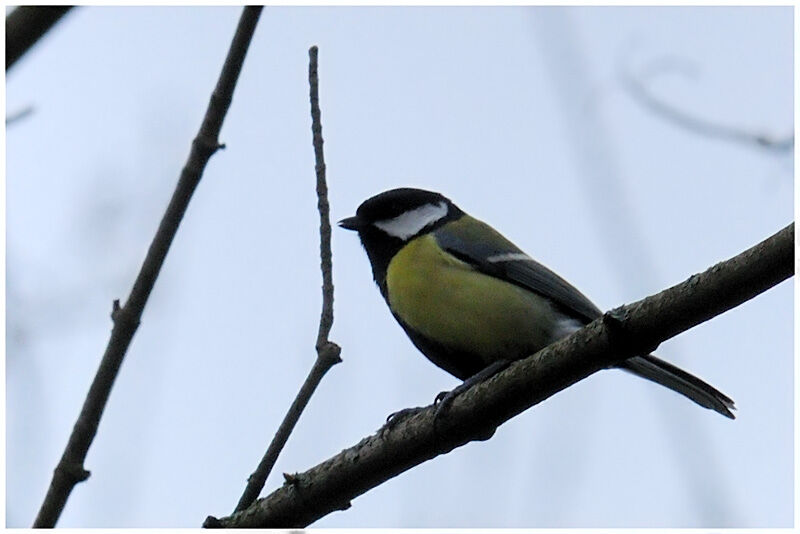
{"left": 618, "top": 354, "right": 736, "bottom": 419}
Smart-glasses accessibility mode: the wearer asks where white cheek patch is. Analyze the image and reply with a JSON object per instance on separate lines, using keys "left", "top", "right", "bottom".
{"left": 374, "top": 201, "right": 448, "bottom": 240}
{"left": 487, "top": 252, "right": 532, "bottom": 263}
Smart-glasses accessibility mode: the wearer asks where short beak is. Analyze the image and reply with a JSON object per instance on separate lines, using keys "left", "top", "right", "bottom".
{"left": 338, "top": 216, "right": 363, "bottom": 231}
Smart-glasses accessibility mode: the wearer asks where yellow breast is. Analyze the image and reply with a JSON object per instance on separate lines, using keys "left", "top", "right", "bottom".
{"left": 385, "top": 234, "right": 559, "bottom": 364}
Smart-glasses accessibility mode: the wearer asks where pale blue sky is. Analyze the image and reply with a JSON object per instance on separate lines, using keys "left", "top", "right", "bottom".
{"left": 6, "top": 6, "right": 793, "bottom": 527}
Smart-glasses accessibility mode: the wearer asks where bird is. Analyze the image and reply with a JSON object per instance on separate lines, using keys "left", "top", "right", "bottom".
{"left": 339, "top": 187, "right": 735, "bottom": 419}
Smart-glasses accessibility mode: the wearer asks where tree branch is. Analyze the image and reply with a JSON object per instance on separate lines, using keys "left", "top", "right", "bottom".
{"left": 6, "top": 6, "right": 74, "bottom": 71}
{"left": 32, "top": 7, "right": 263, "bottom": 527}
{"left": 223, "top": 45, "right": 341, "bottom": 518}
{"left": 211, "top": 223, "right": 793, "bottom": 528}
{"left": 309, "top": 45, "right": 337, "bottom": 353}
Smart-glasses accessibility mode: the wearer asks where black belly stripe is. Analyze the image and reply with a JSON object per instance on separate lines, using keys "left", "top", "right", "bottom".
{"left": 393, "top": 312, "right": 489, "bottom": 380}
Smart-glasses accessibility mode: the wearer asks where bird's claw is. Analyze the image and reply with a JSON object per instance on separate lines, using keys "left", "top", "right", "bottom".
{"left": 380, "top": 406, "right": 426, "bottom": 437}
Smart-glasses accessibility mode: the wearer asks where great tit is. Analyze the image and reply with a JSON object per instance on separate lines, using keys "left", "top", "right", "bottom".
{"left": 339, "top": 188, "right": 735, "bottom": 419}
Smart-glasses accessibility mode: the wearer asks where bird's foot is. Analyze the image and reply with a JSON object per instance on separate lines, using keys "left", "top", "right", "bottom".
{"left": 433, "top": 359, "right": 513, "bottom": 421}
{"left": 380, "top": 405, "right": 427, "bottom": 437}
{"left": 382, "top": 360, "right": 512, "bottom": 438}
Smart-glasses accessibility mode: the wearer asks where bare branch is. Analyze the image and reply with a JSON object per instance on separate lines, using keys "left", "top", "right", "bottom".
{"left": 6, "top": 6, "right": 74, "bottom": 71}
{"left": 224, "top": 45, "right": 341, "bottom": 518}
{"left": 621, "top": 57, "right": 793, "bottom": 152}
{"left": 310, "top": 45, "right": 336, "bottom": 352}
{"left": 211, "top": 223, "right": 793, "bottom": 528}
{"left": 32, "top": 7, "right": 263, "bottom": 527}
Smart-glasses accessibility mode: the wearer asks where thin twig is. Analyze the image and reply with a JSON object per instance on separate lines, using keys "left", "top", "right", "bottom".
{"left": 310, "top": 45, "right": 336, "bottom": 351}
{"left": 32, "top": 7, "right": 263, "bottom": 527}
{"left": 211, "top": 223, "right": 793, "bottom": 528}
{"left": 621, "top": 57, "right": 793, "bottom": 152}
{"left": 6, "top": 6, "right": 74, "bottom": 71}
{"left": 226, "top": 45, "right": 341, "bottom": 518}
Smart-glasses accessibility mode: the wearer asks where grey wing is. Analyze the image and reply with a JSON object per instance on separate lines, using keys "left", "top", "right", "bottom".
{"left": 434, "top": 216, "right": 602, "bottom": 323}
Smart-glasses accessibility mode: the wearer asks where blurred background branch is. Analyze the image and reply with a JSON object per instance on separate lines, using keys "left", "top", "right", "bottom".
{"left": 532, "top": 10, "right": 755, "bottom": 522}
{"left": 6, "top": 104, "right": 34, "bottom": 125}
{"left": 621, "top": 56, "right": 794, "bottom": 152}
